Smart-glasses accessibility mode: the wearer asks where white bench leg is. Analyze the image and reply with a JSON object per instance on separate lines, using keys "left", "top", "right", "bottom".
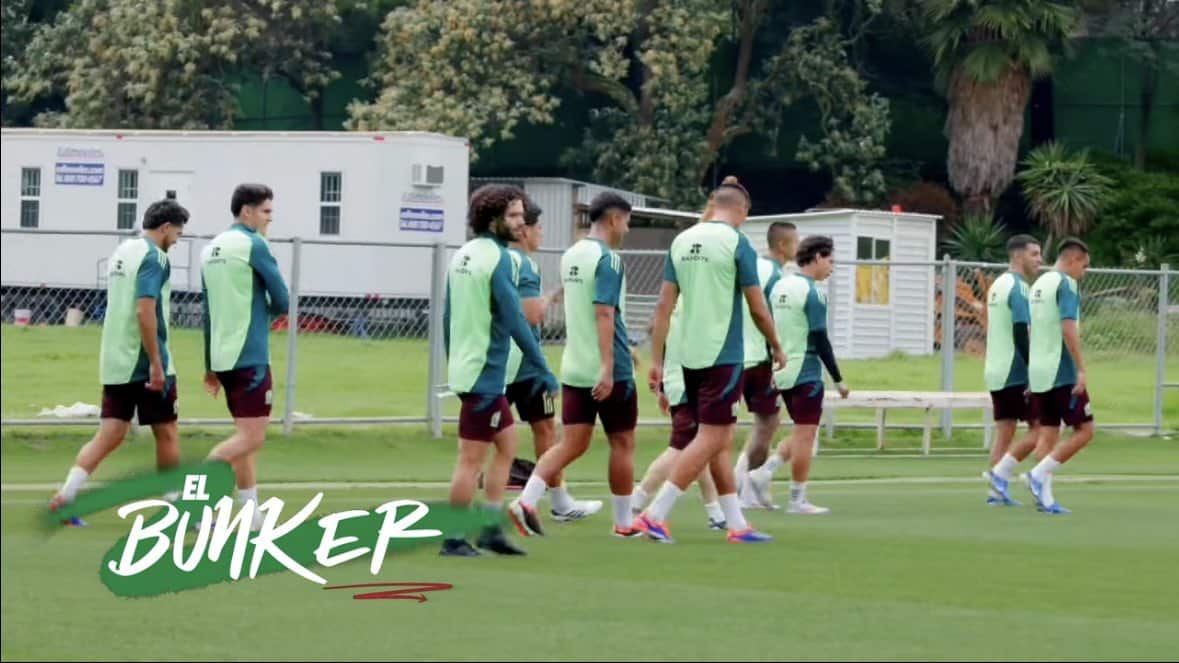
{"left": 876, "top": 408, "right": 886, "bottom": 451}
{"left": 923, "top": 407, "right": 933, "bottom": 455}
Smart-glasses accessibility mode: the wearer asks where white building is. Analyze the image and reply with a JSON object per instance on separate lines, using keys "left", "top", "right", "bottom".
{"left": 743, "top": 208, "right": 941, "bottom": 359}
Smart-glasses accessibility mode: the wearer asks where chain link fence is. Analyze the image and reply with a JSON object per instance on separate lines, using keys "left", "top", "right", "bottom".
{"left": 2, "top": 229, "right": 1175, "bottom": 439}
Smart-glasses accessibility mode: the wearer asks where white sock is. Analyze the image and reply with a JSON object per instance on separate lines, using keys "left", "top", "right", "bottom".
{"left": 611, "top": 494, "right": 631, "bottom": 529}
{"left": 704, "top": 501, "right": 724, "bottom": 523}
{"left": 993, "top": 454, "right": 1020, "bottom": 481}
{"left": 632, "top": 486, "right": 649, "bottom": 510}
{"left": 718, "top": 494, "right": 749, "bottom": 532}
{"left": 549, "top": 484, "right": 574, "bottom": 512}
{"left": 520, "top": 475, "right": 548, "bottom": 508}
{"left": 60, "top": 466, "right": 89, "bottom": 501}
{"left": 646, "top": 482, "right": 684, "bottom": 522}
{"left": 1030, "top": 457, "right": 1062, "bottom": 482}
{"left": 237, "top": 487, "right": 257, "bottom": 505}
{"left": 762, "top": 454, "right": 783, "bottom": 476}
{"left": 734, "top": 453, "right": 749, "bottom": 492}
{"left": 790, "top": 481, "right": 807, "bottom": 504}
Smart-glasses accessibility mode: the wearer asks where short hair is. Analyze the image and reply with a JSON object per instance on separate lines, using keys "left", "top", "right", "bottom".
{"left": 142, "top": 199, "right": 189, "bottom": 229}
{"left": 589, "top": 192, "right": 632, "bottom": 223}
{"left": 468, "top": 184, "right": 525, "bottom": 234}
{"left": 767, "top": 221, "right": 797, "bottom": 247}
{"left": 231, "top": 184, "right": 273, "bottom": 217}
{"left": 713, "top": 175, "right": 751, "bottom": 209}
{"left": 1007, "top": 234, "right": 1040, "bottom": 253}
{"left": 1057, "top": 237, "right": 1090, "bottom": 257}
{"left": 523, "top": 197, "right": 542, "bottom": 226}
{"left": 796, "top": 235, "right": 835, "bottom": 266}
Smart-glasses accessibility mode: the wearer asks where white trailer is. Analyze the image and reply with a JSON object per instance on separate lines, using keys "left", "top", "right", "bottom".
{"left": 1, "top": 128, "right": 471, "bottom": 299}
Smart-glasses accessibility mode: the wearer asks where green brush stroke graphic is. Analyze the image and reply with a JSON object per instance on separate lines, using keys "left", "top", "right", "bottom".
{"left": 47, "top": 461, "right": 503, "bottom": 598}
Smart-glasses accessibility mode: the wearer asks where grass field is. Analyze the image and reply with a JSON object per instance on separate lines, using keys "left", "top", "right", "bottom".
{"left": 3, "top": 324, "right": 1178, "bottom": 660}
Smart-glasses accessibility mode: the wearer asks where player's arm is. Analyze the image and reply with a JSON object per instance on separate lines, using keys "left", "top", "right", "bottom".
{"left": 737, "top": 236, "right": 784, "bottom": 368}
{"left": 491, "top": 254, "right": 553, "bottom": 386}
{"left": 517, "top": 258, "right": 546, "bottom": 326}
{"left": 806, "top": 289, "right": 847, "bottom": 397}
{"left": 135, "top": 254, "right": 166, "bottom": 391}
{"left": 1010, "top": 287, "right": 1030, "bottom": 365}
{"left": 249, "top": 237, "right": 290, "bottom": 315}
{"left": 649, "top": 253, "right": 679, "bottom": 386}
{"left": 592, "top": 253, "right": 624, "bottom": 400}
{"left": 1059, "top": 280, "right": 1086, "bottom": 393}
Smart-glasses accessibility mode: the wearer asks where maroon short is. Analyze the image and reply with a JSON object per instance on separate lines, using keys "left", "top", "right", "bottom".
{"left": 990, "top": 385, "right": 1038, "bottom": 423}
{"left": 683, "top": 365, "right": 745, "bottom": 426}
{"left": 561, "top": 381, "right": 638, "bottom": 434}
{"left": 101, "top": 378, "right": 178, "bottom": 425}
{"left": 668, "top": 404, "right": 698, "bottom": 450}
{"left": 216, "top": 365, "right": 273, "bottom": 419}
{"left": 1034, "top": 385, "right": 1094, "bottom": 428}
{"left": 505, "top": 377, "right": 556, "bottom": 423}
{"left": 742, "top": 362, "right": 780, "bottom": 415}
{"left": 458, "top": 393, "right": 514, "bottom": 442}
{"left": 781, "top": 381, "right": 824, "bottom": 425}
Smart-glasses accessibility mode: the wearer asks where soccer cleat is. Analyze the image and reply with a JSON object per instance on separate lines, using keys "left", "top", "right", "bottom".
{"left": 982, "top": 470, "right": 1015, "bottom": 504}
{"left": 476, "top": 526, "right": 527, "bottom": 555}
{"left": 507, "top": 499, "right": 544, "bottom": 537}
{"left": 1022, "top": 472, "right": 1048, "bottom": 510}
{"left": 551, "top": 499, "right": 604, "bottom": 522}
{"left": 986, "top": 494, "right": 1023, "bottom": 507}
{"left": 727, "top": 527, "right": 773, "bottom": 543}
{"left": 62, "top": 515, "right": 87, "bottom": 527}
{"left": 612, "top": 525, "right": 644, "bottom": 538}
{"left": 439, "top": 538, "right": 483, "bottom": 557}
{"left": 786, "top": 501, "right": 830, "bottom": 515}
{"left": 707, "top": 517, "right": 727, "bottom": 531}
{"left": 631, "top": 513, "right": 673, "bottom": 543}
{"left": 1039, "top": 502, "right": 1071, "bottom": 515}
{"left": 747, "top": 469, "right": 774, "bottom": 509}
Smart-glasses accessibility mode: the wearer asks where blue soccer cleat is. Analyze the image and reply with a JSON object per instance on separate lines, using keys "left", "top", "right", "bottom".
{"left": 982, "top": 470, "right": 1016, "bottom": 504}
{"left": 1022, "top": 472, "right": 1048, "bottom": 510}
{"left": 1038, "top": 502, "right": 1071, "bottom": 515}
{"left": 62, "top": 515, "right": 87, "bottom": 527}
{"left": 727, "top": 527, "right": 773, "bottom": 543}
{"left": 631, "top": 513, "right": 673, "bottom": 543}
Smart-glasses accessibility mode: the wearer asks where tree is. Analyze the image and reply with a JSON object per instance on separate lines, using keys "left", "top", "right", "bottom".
{"left": 349, "top": 0, "right": 890, "bottom": 206}
{"left": 921, "top": 0, "right": 1082, "bottom": 214}
{"left": 1086, "top": 0, "right": 1179, "bottom": 169}
{"left": 1015, "top": 141, "right": 1114, "bottom": 242}
{"left": 4, "top": 0, "right": 342, "bottom": 130}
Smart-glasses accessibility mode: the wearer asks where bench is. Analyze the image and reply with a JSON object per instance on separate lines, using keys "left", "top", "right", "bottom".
{"left": 820, "top": 390, "right": 993, "bottom": 455}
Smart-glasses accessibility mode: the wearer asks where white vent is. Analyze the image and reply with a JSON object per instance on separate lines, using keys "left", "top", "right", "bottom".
{"left": 411, "top": 163, "right": 444, "bottom": 187}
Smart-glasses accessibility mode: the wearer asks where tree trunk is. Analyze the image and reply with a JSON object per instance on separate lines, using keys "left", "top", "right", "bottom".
{"left": 1135, "top": 59, "right": 1158, "bottom": 170}
{"left": 698, "top": 0, "right": 761, "bottom": 184}
{"left": 945, "top": 63, "right": 1032, "bottom": 216}
{"left": 310, "top": 93, "right": 325, "bottom": 131}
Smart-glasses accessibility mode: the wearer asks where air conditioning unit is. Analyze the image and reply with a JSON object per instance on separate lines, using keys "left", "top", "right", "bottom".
{"left": 412, "top": 163, "right": 444, "bottom": 188}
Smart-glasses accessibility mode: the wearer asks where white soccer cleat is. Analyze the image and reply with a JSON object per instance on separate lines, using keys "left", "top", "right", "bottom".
{"left": 552, "top": 499, "right": 604, "bottom": 522}
{"left": 786, "top": 501, "right": 830, "bottom": 515}
{"left": 747, "top": 469, "right": 775, "bottom": 509}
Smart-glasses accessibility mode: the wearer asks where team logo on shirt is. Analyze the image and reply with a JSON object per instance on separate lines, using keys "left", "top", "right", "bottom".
{"left": 455, "top": 255, "right": 473, "bottom": 275}
{"left": 565, "top": 265, "right": 583, "bottom": 284}
{"left": 681, "top": 243, "right": 708, "bottom": 263}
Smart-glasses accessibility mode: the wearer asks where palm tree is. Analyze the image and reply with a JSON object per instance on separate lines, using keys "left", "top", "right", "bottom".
{"left": 1016, "top": 141, "right": 1114, "bottom": 244}
{"left": 922, "top": 0, "right": 1081, "bottom": 214}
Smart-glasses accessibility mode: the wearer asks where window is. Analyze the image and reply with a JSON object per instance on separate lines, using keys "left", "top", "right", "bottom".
{"left": 117, "top": 169, "right": 138, "bottom": 229}
{"left": 319, "top": 172, "right": 341, "bottom": 235}
{"left": 20, "top": 167, "right": 40, "bottom": 228}
{"left": 855, "top": 236, "right": 891, "bottom": 305}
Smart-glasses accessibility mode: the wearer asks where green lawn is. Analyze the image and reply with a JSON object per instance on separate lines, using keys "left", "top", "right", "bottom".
{"left": 3, "top": 325, "right": 1176, "bottom": 431}
{"left": 2, "top": 432, "right": 1178, "bottom": 661}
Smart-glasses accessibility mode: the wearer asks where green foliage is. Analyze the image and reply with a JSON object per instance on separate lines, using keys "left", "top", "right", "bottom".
{"left": 941, "top": 212, "right": 1009, "bottom": 262}
{"left": 4, "top": 0, "right": 343, "bottom": 129}
{"left": 1016, "top": 141, "right": 1115, "bottom": 242}
{"left": 1084, "top": 156, "right": 1179, "bottom": 267}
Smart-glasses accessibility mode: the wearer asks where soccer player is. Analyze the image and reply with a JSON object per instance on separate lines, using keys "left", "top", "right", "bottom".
{"left": 509, "top": 192, "right": 638, "bottom": 539}
{"left": 48, "top": 200, "right": 190, "bottom": 522}
{"left": 505, "top": 197, "right": 602, "bottom": 521}
{"left": 1023, "top": 238, "right": 1095, "bottom": 514}
{"left": 632, "top": 304, "right": 728, "bottom": 531}
{"left": 748, "top": 235, "right": 849, "bottom": 514}
{"left": 634, "top": 176, "right": 785, "bottom": 544}
{"left": 200, "top": 184, "right": 289, "bottom": 530}
{"left": 981, "top": 234, "right": 1044, "bottom": 506}
{"left": 441, "top": 184, "right": 558, "bottom": 556}
{"left": 735, "top": 220, "right": 798, "bottom": 509}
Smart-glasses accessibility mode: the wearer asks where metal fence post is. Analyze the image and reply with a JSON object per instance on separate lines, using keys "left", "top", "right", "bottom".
{"left": 427, "top": 241, "right": 448, "bottom": 439}
{"left": 1156, "top": 264, "right": 1170, "bottom": 436}
{"left": 940, "top": 254, "right": 956, "bottom": 438}
{"left": 282, "top": 237, "right": 302, "bottom": 435}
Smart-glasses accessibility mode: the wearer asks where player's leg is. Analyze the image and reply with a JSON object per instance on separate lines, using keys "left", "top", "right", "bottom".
{"left": 526, "top": 395, "right": 602, "bottom": 520}
{"left": 511, "top": 386, "right": 596, "bottom": 529}
{"left": 49, "top": 384, "right": 136, "bottom": 518}
{"left": 477, "top": 412, "right": 532, "bottom": 555}
{"left": 695, "top": 464, "right": 725, "bottom": 529}
{"left": 204, "top": 366, "right": 272, "bottom": 522}
{"left": 441, "top": 393, "right": 512, "bottom": 556}
{"left": 736, "top": 363, "right": 781, "bottom": 507}
{"left": 982, "top": 386, "right": 1024, "bottom": 505}
{"left": 1027, "top": 387, "right": 1094, "bottom": 514}
{"left": 601, "top": 381, "right": 639, "bottom": 536}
